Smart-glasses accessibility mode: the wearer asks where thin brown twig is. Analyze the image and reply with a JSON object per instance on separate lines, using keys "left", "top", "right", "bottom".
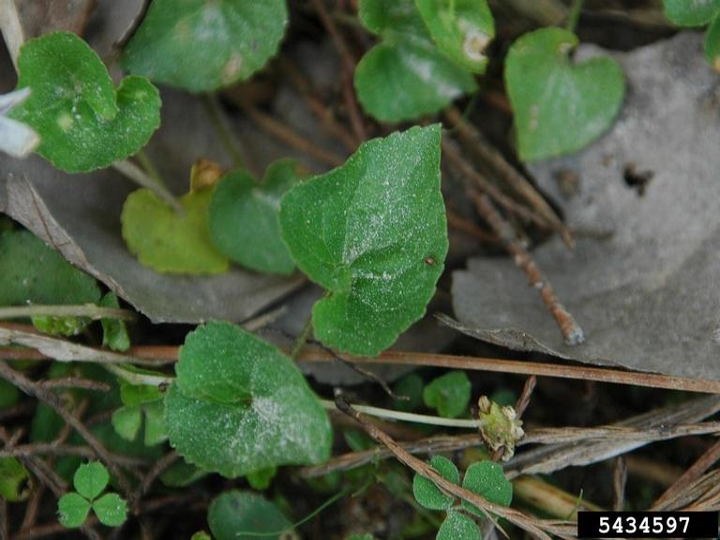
{"left": 241, "top": 104, "right": 346, "bottom": 167}
{"left": 333, "top": 390, "right": 575, "bottom": 540}
{"left": 443, "top": 141, "right": 549, "bottom": 228}
{"left": 613, "top": 457, "right": 628, "bottom": 511}
{"left": 652, "top": 438, "right": 720, "bottom": 510}
{"left": 0, "top": 444, "right": 150, "bottom": 468}
{"left": 471, "top": 192, "right": 585, "bottom": 345}
{"left": 444, "top": 107, "right": 573, "bottom": 246}
{"left": 310, "top": 0, "right": 368, "bottom": 142}
{"left": 130, "top": 451, "right": 180, "bottom": 515}
{"left": 0, "top": 361, "right": 132, "bottom": 498}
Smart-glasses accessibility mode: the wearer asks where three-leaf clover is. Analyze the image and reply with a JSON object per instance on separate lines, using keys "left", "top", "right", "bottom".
{"left": 57, "top": 462, "right": 128, "bottom": 528}
{"left": 279, "top": 124, "right": 448, "bottom": 356}
{"left": 413, "top": 457, "right": 513, "bottom": 540}
{"left": 423, "top": 371, "right": 472, "bottom": 418}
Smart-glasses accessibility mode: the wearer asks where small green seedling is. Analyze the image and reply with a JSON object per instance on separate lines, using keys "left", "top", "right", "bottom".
{"left": 413, "top": 456, "right": 513, "bottom": 540}
{"left": 279, "top": 124, "right": 448, "bottom": 356}
{"left": 9, "top": 32, "right": 160, "bottom": 172}
{"left": 423, "top": 371, "right": 471, "bottom": 419}
{"left": 504, "top": 27, "right": 625, "bottom": 161}
{"left": 57, "top": 462, "right": 128, "bottom": 528}
{"left": 112, "top": 378, "right": 167, "bottom": 446}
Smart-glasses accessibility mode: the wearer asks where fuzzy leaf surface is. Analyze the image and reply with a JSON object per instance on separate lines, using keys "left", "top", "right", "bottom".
{"left": 279, "top": 125, "right": 447, "bottom": 356}
{"left": 10, "top": 32, "right": 160, "bottom": 172}
{"left": 165, "top": 322, "right": 332, "bottom": 477}
{"left": 412, "top": 455, "right": 458, "bottom": 510}
{"left": 92, "top": 493, "right": 128, "bottom": 527}
{"left": 122, "top": 0, "right": 287, "bottom": 91}
{"left": 73, "top": 462, "right": 109, "bottom": 500}
{"left": 505, "top": 28, "right": 624, "bottom": 161}
{"left": 461, "top": 461, "right": 513, "bottom": 516}
{"left": 208, "top": 160, "right": 299, "bottom": 275}
{"left": 437, "top": 510, "right": 480, "bottom": 540}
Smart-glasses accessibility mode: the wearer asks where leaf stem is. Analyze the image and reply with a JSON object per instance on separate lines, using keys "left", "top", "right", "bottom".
{"left": 320, "top": 399, "right": 481, "bottom": 428}
{"left": 103, "top": 364, "right": 172, "bottom": 387}
{"left": 0, "top": 304, "right": 135, "bottom": 322}
{"left": 112, "top": 159, "right": 183, "bottom": 213}
{"left": 201, "top": 94, "right": 247, "bottom": 170}
{"left": 291, "top": 316, "right": 314, "bottom": 360}
{"left": 566, "top": 0, "right": 584, "bottom": 32}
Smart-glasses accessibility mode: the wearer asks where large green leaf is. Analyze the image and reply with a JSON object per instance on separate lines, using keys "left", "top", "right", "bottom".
{"left": 164, "top": 322, "right": 332, "bottom": 477}
{"left": 208, "top": 160, "right": 300, "bottom": 275}
{"left": 355, "top": 0, "right": 476, "bottom": 122}
{"left": 662, "top": 0, "right": 720, "bottom": 26}
{"left": 10, "top": 32, "right": 160, "bottom": 172}
{"left": 437, "top": 510, "right": 480, "bottom": 540}
{"left": 122, "top": 0, "right": 288, "bottom": 92}
{"left": 415, "top": 0, "right": 495, "bottom": 73}
{"left": 0, "top": 230, "right": 100, "bottom": 306}
{"left": 505, "top": 28, "right": 625, "bottom": 161}
{"left": 121, "top": 187, "right": 229, "bottom": 274}
{"left": 208, "top": 491, "right": 292, "bottom": 540}
{"left": 279, "top": 125, "right": 447, "bottom": 356}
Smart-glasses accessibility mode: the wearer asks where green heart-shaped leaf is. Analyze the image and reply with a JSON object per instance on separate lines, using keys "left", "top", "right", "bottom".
{"left": 279, "top": 125, "right": 448, "bottom": 356}
{"left": 92, "top": 493, "right": 128, "bottom": 527}
{"left": 58, "top": 492, "right": 91, "bottom": 528}
{"left": 73, "top": 462, "right": 109, "bottom": 501}
{"left": 164, "top": 322, "right": 332, "bottom": 478}
{"left": 208, "top": 160, "right": 300, "bottom": 275}
{"left": 505, "top": 27, "right": 625, "bottom": 161}
{"left": 461, "top": 460, "right": 513, "bottom": 516}
{"left": 415, "top": 0, "right": 495, "bottom": 73}
{"left": 10, "top": 32, "right": 160, "bottom": 172}
{"left": 122, "top": 0, "right": 288, "bottom": 92}
{"left": 355, "top": 0, "right": 476, "bottom": 122}
{"left": 663, "top": 0, "right": 720, "bottom": 26}
{"left": 437, "top": 510, "right": 480, "bottom": 540}
{"left": 412, "top": 455, "right": 458, "bottom": 510}
{"left": 121, "top": 187, "right": 229, "bottom": 274}
{"left": 422, "top": 371, "right": 471, "bottom": 419}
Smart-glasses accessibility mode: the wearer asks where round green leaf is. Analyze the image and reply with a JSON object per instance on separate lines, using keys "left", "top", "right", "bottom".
{"left": 208, "top": 160, "right": 299, "bottom": 275}
{"left": 165, "top": 322, "right": 332, "bottom": 478}
{"left": 355, "top": 0, "right": 476, "bottom": 122}
{"left": 58, "top": 492, "right": 91, "bottom": 528}
{"left": 461, "top": 460, "right": 513, "bottom": 516}
{"left": 121, "top": 187, "right": 229, "bottom": 274}
{"left": 111, "top": 406, "right": 142, "bottom": 442}
{"left": 412, "top": 455, "right": 459, "bottom": 510}
{"left": 0, "top": 230, "right": 101, "bottom": 306}
{"left": 705, "top": 14, "right": 720, "bottom": 70}
{"left": 415, "top": 0, "right": 495, "bottom": 73}
{"left": 437, "top": 510, "right": 480, "bottom": 540}
{"left": 208, "top": 490, "right": 292, "bottom": 540}
{"left": 663, "top": 0, "right": 720, "bottom": 26}
{"left": 279, "top": 125, "right": 448, "bottom": 356}
{"left": 122, "top": 0, "right": 288, "bottom": 92}
{"left": 505, "top": 28, "right": 625, "bottom": 161}
{"left": 422, "top": 371, "right": 471, "bottom": 419}
{"left": 10, "top": 32, "right": 160, "bottom": 172}
{"left": 73, "top": 462, "right": 109, "bottom": 500}
{"left": 92, "top": 492, "right": 128, "bottom": 527}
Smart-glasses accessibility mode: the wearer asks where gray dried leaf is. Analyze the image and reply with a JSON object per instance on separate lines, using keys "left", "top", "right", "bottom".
{"left": 452, "top": 32, "right": 720, "bottom": 380}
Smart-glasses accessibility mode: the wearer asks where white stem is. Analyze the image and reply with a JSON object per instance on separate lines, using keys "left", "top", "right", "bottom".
{"left": 104, "top": 364, "right": 172, "bottom": 387}
{"left": 112, "top": 159, "right": 182, "bottom": 212}
{"left": 320, "top": 399, "right": 480, "bottom": 429}
{"left": 0, "top": 303, "right": 134, "bottom": 321}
